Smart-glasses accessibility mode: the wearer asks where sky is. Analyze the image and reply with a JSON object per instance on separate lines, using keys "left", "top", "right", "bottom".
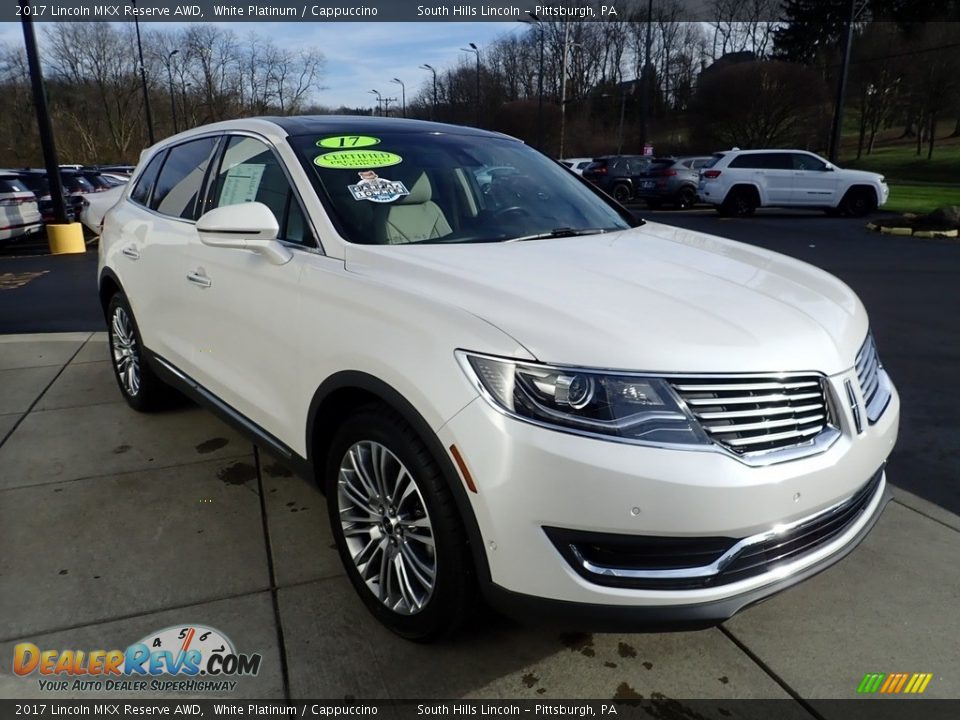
{"left": 0, "top": 21, "right": 524, "bottom": 110}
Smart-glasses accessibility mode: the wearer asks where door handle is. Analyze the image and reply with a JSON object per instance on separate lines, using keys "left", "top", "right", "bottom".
{"left": 121, "top": 246, "right": 140, "bottom": 260}
{"left": 186, "top": 270, "right": 211, "bottom": 288}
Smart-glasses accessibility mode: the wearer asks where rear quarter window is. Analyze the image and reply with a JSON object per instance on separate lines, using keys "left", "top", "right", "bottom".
{"left": 130, "top": 152, "right": 166, "bottom": 207}
{"left": 150, "top": 137, "right": 219, "bottom": 219}
{"left": 703, "top": 154, "right": 725, "bottom": 169}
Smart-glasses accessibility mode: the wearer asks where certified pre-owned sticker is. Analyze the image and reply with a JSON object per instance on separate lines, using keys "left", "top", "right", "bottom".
{"left": 317, "top": 135, "right": 381, "bottom": 149}
{"left": 348, "top": 172, "right": 410, "bottom": 203}
{"left": 314, "top": 149, "right": 402, "bottom": 169}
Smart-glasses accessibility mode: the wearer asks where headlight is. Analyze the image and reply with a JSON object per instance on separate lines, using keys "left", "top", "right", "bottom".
{"left": 457, "top": 351, "right": 710, "bottom": 447}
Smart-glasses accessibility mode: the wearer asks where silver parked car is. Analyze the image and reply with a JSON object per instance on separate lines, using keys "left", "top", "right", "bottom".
{"left": 633, "top": 156, "right": 712, "bottom": 209}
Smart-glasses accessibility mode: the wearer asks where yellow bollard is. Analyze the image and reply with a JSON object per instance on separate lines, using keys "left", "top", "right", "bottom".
{"left": 47, "top": 223, "right": 86, "bottom": 254}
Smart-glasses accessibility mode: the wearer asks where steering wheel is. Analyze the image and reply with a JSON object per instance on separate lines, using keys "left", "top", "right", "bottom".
{"left": 491, "top": 206, "right": 530, "bottom": 222}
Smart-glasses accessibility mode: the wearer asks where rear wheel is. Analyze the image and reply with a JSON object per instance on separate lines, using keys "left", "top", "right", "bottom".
{"left": 106, "top": 292, "right": 172, "bottom": 412}
{"left": 325, "top": 404, "right": 475, "bottom": 641}
{"left": 719, "top": 187, "right": 757, "bottom": 217}
{"left": 840, "top": 187, "right": 877, "bottom": 217}
{"left": 675, "top": 186, "right": 697, "bottom": 210}
{"left": 611, "top": 183, "right": 631, "bottom": 204}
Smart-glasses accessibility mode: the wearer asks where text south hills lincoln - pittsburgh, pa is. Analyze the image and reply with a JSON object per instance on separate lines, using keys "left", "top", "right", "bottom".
{"left": 416, "top": 5, "right": 619, "bottom": 17}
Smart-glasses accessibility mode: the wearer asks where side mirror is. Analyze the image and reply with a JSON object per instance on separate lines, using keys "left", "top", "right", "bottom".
{"left": 196, "top": 202, "right": 292, "bottom": 265}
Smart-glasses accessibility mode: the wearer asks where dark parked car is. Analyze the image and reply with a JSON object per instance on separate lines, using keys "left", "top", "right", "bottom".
{"left": 632, "top": 156, "right": 712, "bottom": 209}
{"left": 581, "top": 155, "right": 652, "bottom": 203}
{"left": 79, "top": 169, "right": 124, "bottom": 191}
{"left": 15, "top": 170, "right": 89, "bottom": 223}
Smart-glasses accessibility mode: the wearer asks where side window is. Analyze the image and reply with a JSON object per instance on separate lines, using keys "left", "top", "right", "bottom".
{"left": 130, "top": 152, "right": 166, "bottom": 207}
{"left": 792, "top": 154, "right": 827, "bottom": 171}
{"left": 729, "top": 154, "right": 761, "bottom": 169}
{"left": 764, "top": 153, "right": 793, "bottom": 170}
{"left": 209, "top": 135, "right": 313, "bottom": 246}
{"left": 150, "top": 137, "right": 218, "bottom": 219}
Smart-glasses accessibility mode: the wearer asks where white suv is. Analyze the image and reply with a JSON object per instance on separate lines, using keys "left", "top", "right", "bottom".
{"left": 698, "top": 149, "right": 889, "bottom": 217}
{"left": 99, "top": 117, "right": 899, "bottom": 640}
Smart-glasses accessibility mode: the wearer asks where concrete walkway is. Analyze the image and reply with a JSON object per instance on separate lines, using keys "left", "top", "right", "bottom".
{"left": 1, "top": 333, "right": 957, "bottom": 709}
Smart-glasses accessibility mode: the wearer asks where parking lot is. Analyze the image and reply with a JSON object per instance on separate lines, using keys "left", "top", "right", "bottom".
{"left": 1, "top": 210, "right": 958, "bottom": 711}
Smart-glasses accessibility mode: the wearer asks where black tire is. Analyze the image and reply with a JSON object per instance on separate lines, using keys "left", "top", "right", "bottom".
{"left": 105, "top": 292, "right": 172, "bottom": 412}
{"left": 325, "top": 404, "right": 476, "bottom": 641}
{"left": 840, "top": 187, "right": 877, "bottom": 218}
{"left": 675, "top": 186, "right": 697, "bottom": 210}
{"left": 719, "top": 186, "right": 757, "bottom": 217}
{"left": 611, "top": 183, "right": 631, "bottom": 203}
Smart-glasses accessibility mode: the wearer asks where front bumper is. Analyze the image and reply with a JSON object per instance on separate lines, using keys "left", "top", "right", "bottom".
{"left": 486, "top": 476, "right": 889, "bottom": 631}
{"left": 437, "top": 369, "right": 899, "bottom": 621}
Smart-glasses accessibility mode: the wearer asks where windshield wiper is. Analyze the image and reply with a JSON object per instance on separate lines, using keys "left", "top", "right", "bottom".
{"left": 504, "top": 227, "right": 615, "bottom": 243}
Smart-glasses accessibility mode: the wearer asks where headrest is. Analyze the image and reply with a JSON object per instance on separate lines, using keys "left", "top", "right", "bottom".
{"left": 396, "top": 172, "right": 432, "bottom": 205}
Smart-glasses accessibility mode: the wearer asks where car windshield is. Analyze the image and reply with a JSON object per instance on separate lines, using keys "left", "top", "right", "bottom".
{"left": 288, "top": 132, "right": 632, "bottom": 245}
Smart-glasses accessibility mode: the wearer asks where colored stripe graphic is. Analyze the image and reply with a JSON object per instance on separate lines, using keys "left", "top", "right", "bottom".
{"left": 857, "top": 672, "right": 932, "bottom": 694}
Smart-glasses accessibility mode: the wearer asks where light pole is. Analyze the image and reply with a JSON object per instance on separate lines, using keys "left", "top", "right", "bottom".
{"left": 640, "top": 0, "right": 653, "bottom": 150}
{"left": 602, "top": 84, "right": 629, "bottom": 154}
{"left": 420, "top": 64, "right": 438, "bottom": 120}
{"left": 521, "top": 12, "right": 545, "bottom": 150}
{"left": 390, "top": 78, "right": 406, "bottom": 118}
{"left": 19, "top": 0, "right": 68, "bottom": 227}
{"left": 460, "top": 43, "right": 480, "bottom": 127}
{"left": 166, "top": 49, "right": 179, "bottom": 134}
{"left": 829, "top": 0, "right": 859, "bottom": 163}
{"left": 129, "top": 0, "right": 155, "bottom": 145}
{"left": 369, "top": 89, "right": 382, "bottom": 116}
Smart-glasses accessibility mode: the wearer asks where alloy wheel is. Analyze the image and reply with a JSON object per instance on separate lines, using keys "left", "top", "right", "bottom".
{"left": 111, "top": 306, "right": 140, "bottom": 397}
{"left": 337, "top": 440, "right": 437, "bottom": 615}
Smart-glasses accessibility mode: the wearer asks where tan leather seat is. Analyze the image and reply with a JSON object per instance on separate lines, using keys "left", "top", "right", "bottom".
{"left": 377, "top": 173, "right": 452, "bottom": 244}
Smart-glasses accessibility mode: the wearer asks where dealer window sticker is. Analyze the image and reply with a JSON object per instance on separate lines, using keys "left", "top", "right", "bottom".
{"left": 348, "top": 171, "right": 410, "bottom": 203}
{"left": 314, "top": 149, "right": 403, "bottom": 169}
{"left": 218, "top": 163, "right": 265, "bottom": 205}
{"left": 317, "top": 135, "right": 381, "bottom": 149}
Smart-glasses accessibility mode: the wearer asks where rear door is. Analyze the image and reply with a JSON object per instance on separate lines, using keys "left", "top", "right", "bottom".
{"left": 135, "top": 136, "right": 221, "bottom": 370}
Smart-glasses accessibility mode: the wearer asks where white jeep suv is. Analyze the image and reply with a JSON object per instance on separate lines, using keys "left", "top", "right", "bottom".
{"left": 99, "top": 117, "right": 898, "bottom": 640}
{"left": 698, "top": 149, "right": 889, "bottom": 217}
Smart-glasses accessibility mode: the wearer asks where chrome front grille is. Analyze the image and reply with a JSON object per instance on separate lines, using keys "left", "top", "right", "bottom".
{"left": 670, "top": 374, "right": 833, "bottom": 456}
{"left": 856, "top": 334, "right": 891, "bottom": 423}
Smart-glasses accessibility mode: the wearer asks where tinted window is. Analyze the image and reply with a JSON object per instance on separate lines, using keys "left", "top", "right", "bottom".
{"left": 729, "top": 154, "right": 763, "bottom": 169}
{"left": 130, "top": 152, "right": 166, "bottom": 207}
{"left": 210, "top": 136, "right": 312, "bottom": 245}
{"left": 792, "top": 153, "right": 827, "bottom": 171}
{"left": 729, "top": 153, "right": 792, "bottom": 169}
{"left": 0, "top": 178, "right": 29, "bottom": 193}
{"left": 62, "top": 175, "right": 96, "bottom": 193}
{"left": 151, "top": 137, "right": 218, "bottom": 219}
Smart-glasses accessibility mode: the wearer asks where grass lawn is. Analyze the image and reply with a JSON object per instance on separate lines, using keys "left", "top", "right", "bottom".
{"left": 842, "top": 125, "right": 960, "bottom": 184}
{"left": 885, "top": 184, "right": 960, "bottom": 214}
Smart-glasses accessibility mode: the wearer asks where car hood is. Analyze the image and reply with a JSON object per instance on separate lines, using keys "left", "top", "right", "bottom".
{"left": 839, "top": 168, "right": 885, "bottom": 183}
{"left": 343, "top": 222, "right": 868, "bottom": 375}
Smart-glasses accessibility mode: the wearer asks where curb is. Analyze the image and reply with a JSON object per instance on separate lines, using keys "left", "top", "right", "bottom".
{"left": 866, "top": 222, "right": 958, "bottom": 238}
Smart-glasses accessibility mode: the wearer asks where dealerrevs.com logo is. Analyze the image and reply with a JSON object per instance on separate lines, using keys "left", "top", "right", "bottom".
{"left": 13, "top": 624, "right": 262, "bottom": 693}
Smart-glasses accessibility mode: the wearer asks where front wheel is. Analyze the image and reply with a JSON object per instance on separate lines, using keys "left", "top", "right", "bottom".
{"left": 840, "top": 187, "right": 877, "bottom": 217}
{"left": 325, "top": 405, "right": 475, "bottom": 641}
{"left": 106, "top": 292, "right": 172, "bottom": 412}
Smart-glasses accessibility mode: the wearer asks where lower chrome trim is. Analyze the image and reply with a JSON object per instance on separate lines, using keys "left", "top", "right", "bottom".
{"left": 569, "top": 467, "right": 886, "bottom": 582}
{"left": 151, "top": 353, "right": 294, "bottom": 461}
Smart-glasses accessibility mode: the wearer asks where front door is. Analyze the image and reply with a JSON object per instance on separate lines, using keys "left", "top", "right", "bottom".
{"left": 182, "top": 134, "right": 317, "bottom": 444}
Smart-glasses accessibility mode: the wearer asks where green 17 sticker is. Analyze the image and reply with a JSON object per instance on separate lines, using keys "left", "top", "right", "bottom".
{"left": 317, "top": 135, "right": 380, "bottom": 149}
